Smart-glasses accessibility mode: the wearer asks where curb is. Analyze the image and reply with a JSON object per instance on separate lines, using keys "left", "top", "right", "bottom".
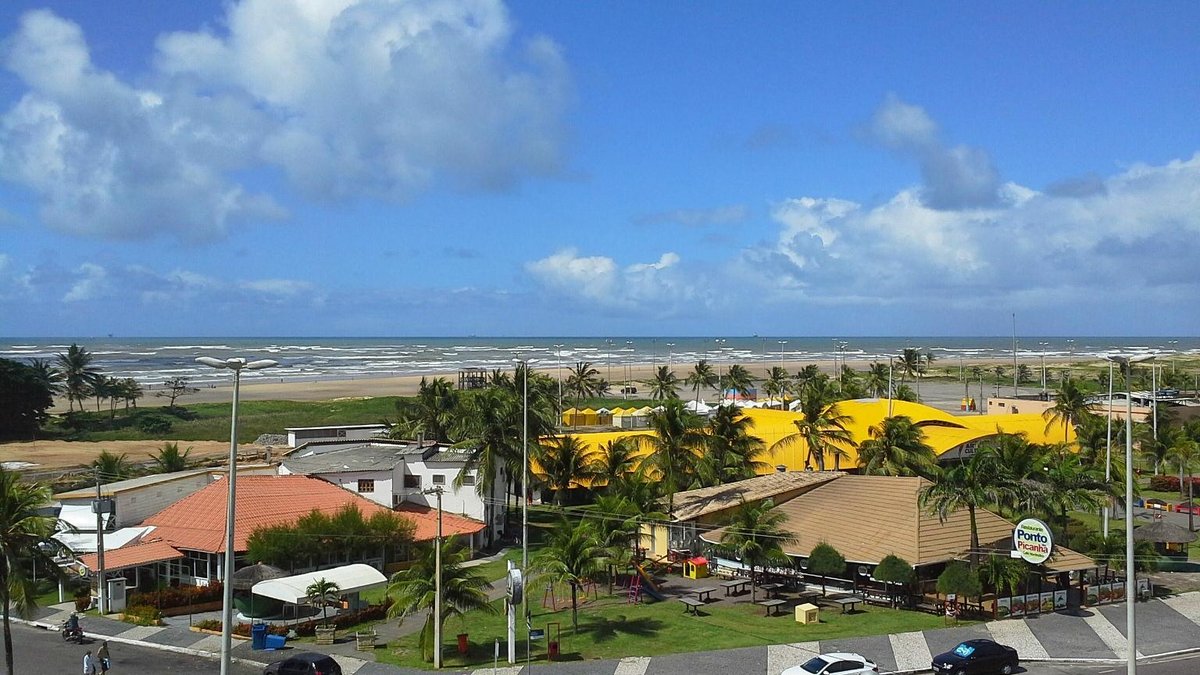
{"left": 20, "top": 617, "right": 272, "bottom": 669}
{"left": 885, "top": 648, "right": 1200, "bottom": 674}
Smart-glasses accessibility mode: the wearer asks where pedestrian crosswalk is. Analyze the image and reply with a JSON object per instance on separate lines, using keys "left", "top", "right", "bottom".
{"left": 986, "top": 617, "right": 1049, "bottom": 659}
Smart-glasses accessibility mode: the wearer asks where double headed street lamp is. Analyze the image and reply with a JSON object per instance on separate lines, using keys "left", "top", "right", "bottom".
{"left": 1103, "top": 353, "right": 1154, "bottom": 675}
{"left": 195, "top": 356, "right": 278, "bottom": 675}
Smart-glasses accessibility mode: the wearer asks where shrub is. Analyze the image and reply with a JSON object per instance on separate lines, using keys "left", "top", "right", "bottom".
{"left": 129, "top": 581, "right": 223, "bottom": 610}
{"left": 137, "top": 415, "right": 173, "bottom": 435}
{"left": 122, "top": 604, "right": 162, "bottom": 626}
{"left": 1148, "top": 475, "right": 1200, "bottom": 493}
{"left": 291, "top": 600, "right": 392, "bottom": 637}
{"left": 195, "top": 619, "right": 222, "bottom": 632}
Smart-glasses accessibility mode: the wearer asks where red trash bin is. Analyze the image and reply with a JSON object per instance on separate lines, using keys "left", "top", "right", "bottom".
{"left": 457, "top": 633, "right": 469, "bottom": 654}
{"left": 548, "top": 640, "right": 559, "bottom": 659}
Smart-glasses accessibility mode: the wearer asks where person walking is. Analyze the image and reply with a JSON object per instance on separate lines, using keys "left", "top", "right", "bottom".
{"left": 82, "top": 650, "right": 96, "bottom": 675}
{"left": 97, "top": 641, "right": 111, "bottom": 674}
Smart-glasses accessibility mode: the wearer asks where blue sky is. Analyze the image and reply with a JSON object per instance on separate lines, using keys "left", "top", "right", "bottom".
{"left": 0, "top": 1, "right": 1197, "bottom": 337}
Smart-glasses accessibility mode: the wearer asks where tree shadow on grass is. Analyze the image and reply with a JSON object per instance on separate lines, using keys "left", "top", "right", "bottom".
{"left": 583, "top": 614, "right": 664, "bottom": 644}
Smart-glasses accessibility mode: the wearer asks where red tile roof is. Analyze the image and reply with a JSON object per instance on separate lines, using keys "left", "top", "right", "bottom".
{"left": 394, "top": 504, "right": 486, "bottom": 542}
{"left": 79, "top": 540, "right": 183, "bottom": 572}
{"left": 143, "top": 475, "right": 394, "bottom": 554}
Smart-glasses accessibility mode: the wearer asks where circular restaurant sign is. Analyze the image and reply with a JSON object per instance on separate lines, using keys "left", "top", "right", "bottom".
{"left": 1013, "top": 517, "right": 1053, "bottom": 564}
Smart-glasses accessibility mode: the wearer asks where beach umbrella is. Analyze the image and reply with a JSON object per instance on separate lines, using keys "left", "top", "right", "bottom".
{"left": 231, "top": 563, "right": 288, "bottom": 591}
{"left": 1133, "top": 517, "right": 1197, "bottom": 544}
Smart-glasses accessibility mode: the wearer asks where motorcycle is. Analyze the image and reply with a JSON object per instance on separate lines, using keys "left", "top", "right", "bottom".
{"left": 60, "top": 619, "right": 84, "bottom": 643}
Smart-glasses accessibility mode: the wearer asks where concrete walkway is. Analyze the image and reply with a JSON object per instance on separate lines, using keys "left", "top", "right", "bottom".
{"left": 20, "top": 591, "right": 1200, "bottom": 674}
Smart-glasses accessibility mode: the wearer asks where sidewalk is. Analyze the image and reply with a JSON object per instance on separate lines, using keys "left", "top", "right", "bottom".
{"left": 20, "top": 591, "right": 1200, "bottom": 674}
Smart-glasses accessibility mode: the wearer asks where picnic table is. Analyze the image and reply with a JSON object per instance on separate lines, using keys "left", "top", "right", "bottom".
{"left": 680, "top": 597, "right": 705, "bottom": 615}
{"left": 721, "top": 579, "right": 751, "bottom": 596}
{"left": 826, "top": 595, "right": 864, "bottom": 613}
{"left": 758, "top": 599, "right": 788, "bottom": 616}
{"left": 688, "top": 586, "right": 718, "bottom": 602}
{"left": 758, "top": 582, "right": 784, "bottom": 598}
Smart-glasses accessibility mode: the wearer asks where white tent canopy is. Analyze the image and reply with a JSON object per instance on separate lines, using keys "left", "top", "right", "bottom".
{"left": 251, "top": 564, "right": 386, "bottom": 604}
{"left": 54, "top": 526, "right": 155, "bottom": 554}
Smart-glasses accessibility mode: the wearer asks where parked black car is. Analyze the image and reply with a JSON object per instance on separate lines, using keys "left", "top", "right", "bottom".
{"left": 263, "top": 652, "right": 343, "bottom": 675}
{"left": 931, "top": 639, "right": 1018, "bottom": 674}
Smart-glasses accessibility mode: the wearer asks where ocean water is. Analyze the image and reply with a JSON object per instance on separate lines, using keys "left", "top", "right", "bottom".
{"left": 1, "top": 337, "right": 1195, "bottom": 387}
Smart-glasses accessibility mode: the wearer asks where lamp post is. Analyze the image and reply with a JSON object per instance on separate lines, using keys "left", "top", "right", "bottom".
{"left": 554, "top": 344, "right": 564, "bottom": 426}
{"left": 423, "top": 486, "right": 444, "bottom": 668}
{"left": 714, "top": 338, "right": 726, "bottom": 402}
{"left": 1039, "top": 342, "right": 1049, "bottom": 396}
{"left": 1104, "top": 353, "right": 1154, "bottom": 675}
{"left": 778, "top": 340, "right": 787, "bottom": 370}
{"left": 195, "top": 356, "right": 278, "bottom": 675}
{"left": 886, "top": 354, "right": 897, "bottom": 417}
{"left": 666, "top": 342, "right": 675, "bottom": 369}
{"left": 624, "top": 340, "right": 633, "bottom": 399}
{"left": 605, "top": 339, "right": 613, "bottom": 386}
{"left": 1104, "top": 357, "right": 1115, "bottom": 538}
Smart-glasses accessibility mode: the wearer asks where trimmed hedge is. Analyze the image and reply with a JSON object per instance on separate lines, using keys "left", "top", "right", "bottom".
{"left": 129, "top": 582, "right": 223, "bottom": 610}
{"left": 121, "top": 604, "right": 162, "bottom": 626}
{"left": 1148, "top": 475, "right": 1200, "bottom": 493}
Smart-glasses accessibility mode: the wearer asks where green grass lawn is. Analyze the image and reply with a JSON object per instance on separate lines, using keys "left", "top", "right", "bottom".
{"left": 376, "top": 591, "right": 956, "bottom": 670}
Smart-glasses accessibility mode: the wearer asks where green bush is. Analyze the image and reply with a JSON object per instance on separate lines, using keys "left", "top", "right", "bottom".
{"left": 129, "top": 581, "right": 222, "bottom": 610}
{"left": 122, "top": 604, "right": 162, "bottom": 626}
{"left": 137, "top": 415, "right": 173, "bottom": 435}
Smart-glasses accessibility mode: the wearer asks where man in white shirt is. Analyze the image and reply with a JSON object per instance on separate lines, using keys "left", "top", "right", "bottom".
{"left": 82, "top": 650, "right": 96, "bottom": 675}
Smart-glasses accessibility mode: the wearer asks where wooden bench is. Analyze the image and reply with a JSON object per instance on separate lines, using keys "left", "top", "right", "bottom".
{"left": 680, "top": 597, "right": 705, "bottom": 615}
{"left": 721, "top": 579, "right": 751, "bottom": 596}
{"left": 758, "top": 599, "right": 787, "bottom": 616}
{"left": 689, "top": 586, "right": 718, "bottom": 602}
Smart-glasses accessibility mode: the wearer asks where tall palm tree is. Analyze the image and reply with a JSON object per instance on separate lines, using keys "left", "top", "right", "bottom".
{"left": 1042, "top": 379, "right": 1092, "bottom": 443}
{"left": 898, "top": 348, "right": 922, "bottom": 384}
{"left": 723, "top": 364, "right": 755, "bottom": 398}
{"left": 857, "top": 416, "right": 937, "bottom": 477}
{"left": 393, "top": 377, "right": 459, "bottom": 443}
{"left": 718, "top": 498, "right": 795, "bottom": 603}
{"left": 150, "top": 442, "right": 193, "bottom": 473}
{"left": 919, "top": 451, "right": 1008, "bottom": 563}
{"left": 648, "top": 366, "right": 680, "bottom": 401}
{"left": 534, "top": 518, "right": 605, "bottom": 631}
{"left": 1170, "top": 436, "right": 1199, "bottom": 501}
{"left": 55, "top": 343, "right": 101, "bottom": 413}
{"left": 0, "top": 469, "right": 66, "bottom": 675}
{"left": 533, "top": 435, "right": 601, "bottom": 506}
{"left": 769, "top": 382, "right": 853, "bottom": 471}
{"left": 1135, "top": 423, "right": 1175, "bottom": 476}
{"left": 589, "top": 438, "right": 639, "bottom": 492}
{"left": 1035, "top": 452, "right": 1106, "bottom": 541}
{"left": 636, "top": 400, "right": 705, "bottom": 518}
{"left": 698, "top": 406, "right": 768, "bottom": 486}
{"left": 26, "top": 359, "right": 64, "bottom": 400}
{"left": 760, "top": 366, "right": 792, "bottom": 407}
{"left": 793, "top": 364, "right": 822, "bottom": 395}
{"left": 387, "top": 536, "right": 496, "bottom": 662}
{"left": 565, "top": 361, "right": 602, "bottom": 407}
{"left": 114, "top": 377, "right": 144, "bottom": 410}
{"left": 865, "top": 362, "right": 890, "bottom": 398}
{"left": 685, "top": 360, "right": 718, "bottom": 405}
{"left": 609, "top": 473, "right": 664, "bottom": 522}
{"left": 452, "top": 387, "right": 520, "bottom": 545}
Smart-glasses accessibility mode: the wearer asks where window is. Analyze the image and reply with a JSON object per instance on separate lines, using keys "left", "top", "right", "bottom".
{"left": 461, "top": 472, "right": 476, "bottom": 486}
{"left": 432, "top": 474, "right": 445, "bottom": 486}
{"left": 357, "top": 479, "right": 375, "bottom": 493}
{"left": 404, "top": 475, "right": 421, "bottom": 489}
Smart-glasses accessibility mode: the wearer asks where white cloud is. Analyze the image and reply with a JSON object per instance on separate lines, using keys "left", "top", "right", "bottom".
{"left": 867, "top": 94, "right": 1002, "bottom": 210}
{"left": 0, "top": 1, "right": 570, "bottom": 241}
{"left": 525, "top": 248, "right": 708, "bottom": 311}
{"left": 62, "top": 262, "right": 110, "bottom": 302}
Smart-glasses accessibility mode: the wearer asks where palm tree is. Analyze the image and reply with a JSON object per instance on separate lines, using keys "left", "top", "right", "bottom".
{"left": 56, "top": 343, "right": 102, "bottom": 413}
{"left": 534, "top": 518, "right": 605, "bottom": 631}
{"left": 387, "top": 536, "right": 496, "bottom": 662}
{"left": 1136, "top": 423, "right": 1175, "bottom": 476}
{"left": 636, "top": 400, "right": 705, "bottom": 518}
{"left": 113, "top": 377, "right": 144, "bottom": 410}
{"left": 723, "top": 364, "right": 755, "bottom": 398}
{"left": 589, "top": 438, "right": 639, "bottom": 492}
{"left": 533, "top": 435, "right": 601, "bottom": 506}
{"left": 898, "top": 348, "right": 921, "bottom": 384}
{"left": 685, "top": 360, "right": 718, "bottom": 405}
{"left": 0, "top": 469, "right": 67, "bottom": 675}
{"left": 1035, "top": 452, "right": 1106, "bottom": 541}
{"left": 26, "top": 359, "right": 64, "bottom": 400}
{"left": 919, "top": 451, "right": 1008, "bottom": 562}
{"left": 979, "top": 555, "right": 1026, "bottom": 599}
{"left": 150, "top": 442, "right": 193, "bottom": 473}
{"left": 793, "top": 364, "right": 822, "bottom": 393}
{"left": 393, "top": 377, "right": 459, "bottom": 443}
{"left": 452, "top": 387, "right": 520, "bottom": 545}
{"left": 305, "top": 578, "right": 341, "bottom": 626}
{"left": 609, "top": 473, "right": 664, "bottom": 522}
{"left": 865, "top": 362, "right": 890, "bottom": 398}
{"left": 648, "top": 366, "right": 680, "bottom": 401}
{"left": 587, "top": 494, "right": 644, "bottom": 593}
{"left": 769, "top": 382, "right": 853, "bottom": 471}
{"left": 760, "top": 366, "right": 792, "bottom": 407}
{"left": 857, "top": 416, "right": 937, "bottom": 477}
{"left": 698, "top": 406, "right": 768, "bottom": 486}
{"left": 565, "top": 361, "right": 602, "bottom": 407}
{"left": 1042, "top": 379, "right": 1093, "bottom": 443}
{"left": 1170, "top": 437, "right": 1199, "bottom": 502}
{"left": 718, "top": 498, "right": 795, "bottom": 603}
{"left": 92, "top": 450, "right": 132, "bottom": 481}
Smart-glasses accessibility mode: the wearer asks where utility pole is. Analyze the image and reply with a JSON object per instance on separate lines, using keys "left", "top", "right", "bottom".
{"left": 94, "top": 467, "right": 107, "bottom": 614}
{"left": 425, "top": 486, "right": 444, "bottom": 668}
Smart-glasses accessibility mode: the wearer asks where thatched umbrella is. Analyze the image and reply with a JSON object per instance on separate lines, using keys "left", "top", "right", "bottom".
{"left": 1134, "top": 516, "right": 1196, "bottom": 555}
{"left": 231, "top": 563, "right": 287, "bottom": 591}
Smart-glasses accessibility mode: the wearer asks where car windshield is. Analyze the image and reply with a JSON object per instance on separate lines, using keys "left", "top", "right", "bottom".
{"left": 953, "top": 643, "right": 976, "bottom": 657}
{"left": 800, "top": 656, "right": 831, "bottom": 673}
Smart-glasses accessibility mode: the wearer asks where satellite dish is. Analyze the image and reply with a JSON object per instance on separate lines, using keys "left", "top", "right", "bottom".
{"left": 507, "top": 568, "right": 524, "bottom": 606}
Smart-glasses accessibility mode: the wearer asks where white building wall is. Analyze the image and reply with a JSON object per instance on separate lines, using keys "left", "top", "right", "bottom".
{"left": 401, "top": 461, "right": 505, "bottom": 529}
{"left": 275, "top": 466, "right": 393, "bottom": 508}
{"left": 59, "top": 474, "right": 214, "bottom": 529}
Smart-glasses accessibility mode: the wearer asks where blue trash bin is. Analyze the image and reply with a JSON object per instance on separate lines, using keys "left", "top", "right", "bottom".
{"left": 251, "top": 624, "right": 268, "bottom": 650}
{"left": 265, "top": 634, "right": 286, "bottom": 650}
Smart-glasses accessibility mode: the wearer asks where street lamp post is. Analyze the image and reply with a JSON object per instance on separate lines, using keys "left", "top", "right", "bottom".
{"left": 1104, "top": 358, "right": 1115, "bottom": 538}
{"left": 1039, "top": 342, "right": 1049, "bottom": 396}
{"left": 714, "top": 339, "right": 726, "bottom": 402}
{"left": 554, "top": 344, "right": 564, "bottom": 426}
{"left": 1105, "top": 353, "right": 1154, "bottom": 675}
{"left": 195, "top": 356, "right": 278, "bottom": 675}
{"left": 886, "top": 354, "right": 897, "bottom": 417}
{"left": 624, "top": 340, "right": 633, "bottom": 399}
{"left": 666, "top": 343, "right": 675, "bottom": 369}
{"left": 778, "top": 340, "right": 787, "bottom": 370}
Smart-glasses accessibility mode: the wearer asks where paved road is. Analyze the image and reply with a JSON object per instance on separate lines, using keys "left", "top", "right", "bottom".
{"left": 0, "top": 621, "right": 262, "bottom": 674}
{"left": 1021, "top": 653, "right": 1200, "bottom": 674}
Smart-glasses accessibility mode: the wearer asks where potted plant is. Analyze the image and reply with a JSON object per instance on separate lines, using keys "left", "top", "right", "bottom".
{"left": 305, "top": 578, "right": 341, "bottom": 645}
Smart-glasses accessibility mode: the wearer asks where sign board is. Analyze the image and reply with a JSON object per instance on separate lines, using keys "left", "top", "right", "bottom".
{"left": 529, "top": 629, "right": 545, "bottom": 641}
{"left": 1012, "top": 517, "right": 1053, "bottom": 564}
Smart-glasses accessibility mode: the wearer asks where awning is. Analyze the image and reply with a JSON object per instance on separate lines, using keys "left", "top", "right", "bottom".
{"left": 54, "top": 526, "right": 156, "bottom": 554}
{"left": 251, "top": 564, "right": 387, "bottom": 604}
{"left": 58, "top": 504, "right": 102, "bottom": 531}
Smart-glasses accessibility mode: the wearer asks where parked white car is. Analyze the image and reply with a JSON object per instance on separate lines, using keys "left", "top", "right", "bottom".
{"left": 781, "top": 652, "right": 879, "bottom": 675}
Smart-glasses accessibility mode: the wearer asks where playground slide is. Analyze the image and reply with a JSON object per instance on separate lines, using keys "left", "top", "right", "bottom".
{"left": 634, "top": 563, "right": 666, "bottom": 601}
